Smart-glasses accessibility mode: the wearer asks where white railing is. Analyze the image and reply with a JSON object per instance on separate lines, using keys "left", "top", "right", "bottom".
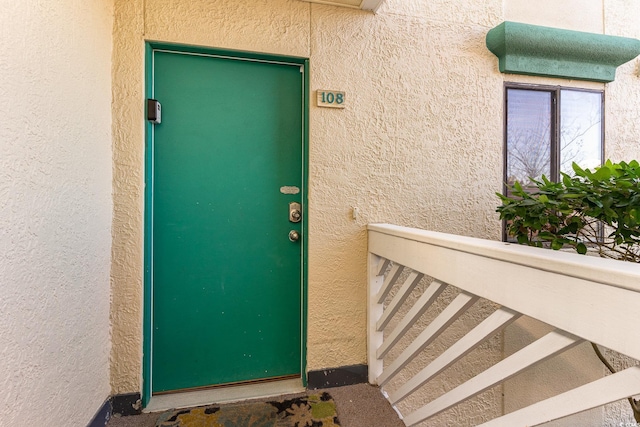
{"left": 368, "top": 224, "right": 640, "bottom": 427}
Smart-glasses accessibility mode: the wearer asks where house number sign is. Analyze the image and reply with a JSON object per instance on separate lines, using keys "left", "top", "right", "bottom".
{"left": 317, "top": 90, "right": 345, "bottom": 109}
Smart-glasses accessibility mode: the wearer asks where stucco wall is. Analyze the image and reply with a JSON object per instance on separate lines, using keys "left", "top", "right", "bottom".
{"left": 605, "top": 0, "right": 640, "bottom": 163}
{"left": 110, "top": 1, "right": 640, "bottom": 424}
{"left": 0, "top": 1, "right": 114, "bottom": 426}
{"left": 110, "top": 0, "right": 505, "bottom": 394}
{"left": 308, "top": 0, "right": 504, "bottom": 371}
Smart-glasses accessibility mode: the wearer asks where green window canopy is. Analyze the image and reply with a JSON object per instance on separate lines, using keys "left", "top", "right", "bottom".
{"left": 486, "top": 21, "right": 640, "bottom": 83}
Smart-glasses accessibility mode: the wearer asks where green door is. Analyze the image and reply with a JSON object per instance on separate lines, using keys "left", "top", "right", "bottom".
{"left": 150, "top": 49, "right": 304, "bottom": 394}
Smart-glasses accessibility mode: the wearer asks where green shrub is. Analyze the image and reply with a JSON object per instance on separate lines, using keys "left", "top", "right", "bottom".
{"left": 496, "top": 160, "right": 640, "bottom": 262}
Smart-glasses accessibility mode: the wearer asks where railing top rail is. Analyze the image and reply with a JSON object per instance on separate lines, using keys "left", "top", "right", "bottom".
{"left": 368, "top": 224, "right": 640, "bottom": 424}
{"left": 368, "top": 223, "right": 640, "bottom": 294}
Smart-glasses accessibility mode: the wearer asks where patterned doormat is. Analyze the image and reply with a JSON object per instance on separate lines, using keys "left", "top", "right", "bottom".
{"left": 155, "top": 392, "right": 341, "bottom": 427}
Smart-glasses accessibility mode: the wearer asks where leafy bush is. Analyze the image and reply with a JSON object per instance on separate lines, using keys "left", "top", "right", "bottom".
{"left": 496, "top": 160, "right": 640, "bottom": 262}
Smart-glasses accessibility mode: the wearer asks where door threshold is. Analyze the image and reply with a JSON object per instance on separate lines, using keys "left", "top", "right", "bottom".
{"left": 144, "top": 377, "right": 305, "bottom": 413}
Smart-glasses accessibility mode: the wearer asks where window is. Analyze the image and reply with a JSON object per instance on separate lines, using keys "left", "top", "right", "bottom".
{"left": 503, "top": 84, "right": 604, "bottom": 239}
{"left": 505, "top": 84, "right": 604, "bottom": 187}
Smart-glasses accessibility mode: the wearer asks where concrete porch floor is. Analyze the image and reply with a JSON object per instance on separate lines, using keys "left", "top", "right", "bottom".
{"left": 106, "top": 383, "right": 404, "bottom": 427}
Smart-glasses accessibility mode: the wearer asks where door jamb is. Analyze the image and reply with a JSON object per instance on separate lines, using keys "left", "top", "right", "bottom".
{"left": 142, "top": 42, "right": 309, "bottom": 407}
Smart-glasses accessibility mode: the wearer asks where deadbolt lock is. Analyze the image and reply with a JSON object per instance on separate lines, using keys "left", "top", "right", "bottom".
{"left": 289, "top": 202, "right": 302, "bottom": 223}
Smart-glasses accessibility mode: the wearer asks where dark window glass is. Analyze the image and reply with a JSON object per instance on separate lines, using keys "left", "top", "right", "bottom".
{"left": 504, "top": 85, "right": 603, "bottom": 240}
{"left": 559, "top": 90, "right": 603, "bottom": 175}
{"left": 506, "top": 89, "right": 552, "bottom": 186}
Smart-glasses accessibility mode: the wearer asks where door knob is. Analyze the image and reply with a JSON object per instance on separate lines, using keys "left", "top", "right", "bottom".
{"left": 289, "top": 230, "right": 300, "bottom": 242}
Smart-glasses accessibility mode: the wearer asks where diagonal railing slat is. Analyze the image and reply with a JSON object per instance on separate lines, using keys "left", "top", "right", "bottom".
{"left": 478, "top": 367, "right": 640, "bottom": 427}
{"left": 367, "top": 224, "right": 640, "bottom": 426}
{"left": 376, "top": 263, "right": 404, "bottom": 304}
{"left": 402, "top": 330, "right": 582, "bottom": 426}
{"left": 377, "top": 280, "right": 446, "bottom": 359}
{"left": 377, "top": 271, "right": 424, "bottom": 332}
{"left": 376, "top": 256, "right": 391, "bottom": 276}
{"left": 389, "top": 307, "right": 521, "bottom": 405}
{"left": 378, "top": 292, "right": 479, "bottom": 385}
{"left": 368, "top": 224, "right": 640, "bottom": 360}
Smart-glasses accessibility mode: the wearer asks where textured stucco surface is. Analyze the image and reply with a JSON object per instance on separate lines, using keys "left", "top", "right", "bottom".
{"left": 505, "top": 0, "right": 604, "bottom": 33}
{"left": 144, "top": 0, "right": 310, "bottom": 58}
{"left": 307, "top": 0, "right": 504, "bottom": 372}
{"left": 110, "top": 1, "right": 640, "bottom": 424}
{"left": 111, "top": 0, "right": 147, "bottom": 395}
{"left": 605, "top": 0, "right": 640, "bottom": 163}
{"left": 0, "top": 1, "right": 114, "bottom": 426}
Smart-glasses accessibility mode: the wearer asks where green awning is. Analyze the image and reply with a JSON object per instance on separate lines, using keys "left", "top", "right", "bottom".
{"left": 486, "top": 21, "right": 640, "bottom": 83}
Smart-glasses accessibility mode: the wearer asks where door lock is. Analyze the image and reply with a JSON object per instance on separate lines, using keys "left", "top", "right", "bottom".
{"left": 289, "top": 230, "right": 300, "bottom": 242}
{"left": 289, "top": 202, "right": 302, "bottom": 223}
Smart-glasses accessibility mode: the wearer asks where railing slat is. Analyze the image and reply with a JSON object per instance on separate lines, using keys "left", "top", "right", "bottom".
{"left": 376, "top": 257, "right": 391, "bottom": 276}
{"left": 402, "top": 330, "right": 583, "bottom": 427}
{"left": 477, "top": 366, "right": 640, "bottom": 427}
{"left": 376, "top": 280, "right": 447, "bottom": 359}
{"left": 369, "top": 226, "right": 640, "bottom": 360}
{"left": 377, "top": 272, "right": 424, "bottom": 332}
{"left": 368, "top": 225, "right": 640, "bottom": 425}
{"left": 378, "top": 292, "right": 479, "bottom": 385}
{"left": 376, "top": 263, "right": 404, "bottom": 304}
{"left": 389, "top": 307, "right": 522, "bottom": 405}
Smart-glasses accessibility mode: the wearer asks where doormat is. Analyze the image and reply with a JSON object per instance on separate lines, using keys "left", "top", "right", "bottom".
{"left": 155, "top": 392, "right": 341, "bottom": 427}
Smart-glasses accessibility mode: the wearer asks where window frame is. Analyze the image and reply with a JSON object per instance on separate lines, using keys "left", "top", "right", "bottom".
{"left": 502, "top": 83, "right": 605, "bottom": 241}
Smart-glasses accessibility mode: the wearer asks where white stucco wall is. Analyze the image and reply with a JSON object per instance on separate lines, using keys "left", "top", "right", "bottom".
{"left": 0, "top": 2, "right": 114, "bottom": 426}
{"left": 110, "top": 0, "right": 640, "bottom": 424}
